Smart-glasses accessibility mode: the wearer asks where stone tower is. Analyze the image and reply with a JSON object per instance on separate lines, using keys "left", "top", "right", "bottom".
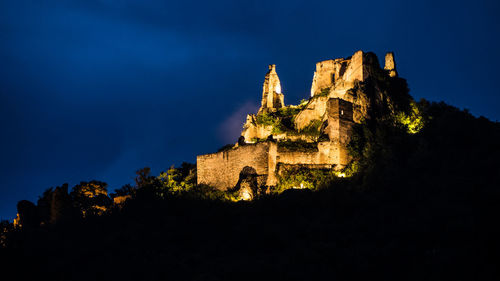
{"left": 324, "top": 98, "right": 354, "bottom": 165}
{"left": 259, "top": 64, "right": 284, "bottom": 113}
{"left": 384, "top": 52, "right": 397, "bottom": 77}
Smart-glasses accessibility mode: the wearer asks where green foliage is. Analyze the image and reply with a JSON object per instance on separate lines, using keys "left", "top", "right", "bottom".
{"left": 394, "top": 100, "right": 424, "bottom": 134}
{"left": 250, "top": 137, "right": 267, "bottom": 143}
{"left": 277, "top": 140, "right": 318, "bottom": 152}
{"left": 274, "top": 166, "right": 336, "bottom": 194}
{"left": 255, "top": 112, "right": 279, "bottom": 126}
{"left": 300, "top": 119, "right": 323, "bottom": 137}
{"left": 299, "top": 99, "right": 309, "bottom": 106}
{"left": 181, "top": 184, "right": 239, "bottom": 201}
{"left": 157, "top": 163, "right": 197, "bottom": 197}
{"left": 254, "top": 104, "right": 311, "bottom": 136}
{"left": 70, "top": 181, "right": 111, "bottom": 218}
{"left": 277, "top": 106, "right": 301, "bottom": 118}
{"left": 315, "top": 87, "right": 331, "bottom": 97}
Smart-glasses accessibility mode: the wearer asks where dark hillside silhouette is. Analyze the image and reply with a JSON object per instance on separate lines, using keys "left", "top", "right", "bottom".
{"left": 1, "top": 100, "right": 499, "bottom": 281}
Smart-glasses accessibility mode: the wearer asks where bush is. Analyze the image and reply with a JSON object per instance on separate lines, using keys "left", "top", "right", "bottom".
{"left": 300, "top": 119, "right": 323, "bottom": 137}
{"left": 217, "top": 144, "right": 234, "bottom": 152}
{"left": 277, "top": 140, "right": 318, "bottom": 152}
{"left": 274, "top": 166, "right": 336, "bottom": 193}
{"left": 315, "top": 87, "right": 331, "bottom": 97}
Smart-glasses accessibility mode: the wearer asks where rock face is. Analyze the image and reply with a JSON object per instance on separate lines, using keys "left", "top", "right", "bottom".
{"left": 197, "top": 50, "right": 399, "bottom": 197}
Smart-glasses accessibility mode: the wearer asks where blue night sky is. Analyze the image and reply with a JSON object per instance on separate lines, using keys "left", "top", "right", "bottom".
{"left": 1, "top": 0, "right": 499, "bottom": 220}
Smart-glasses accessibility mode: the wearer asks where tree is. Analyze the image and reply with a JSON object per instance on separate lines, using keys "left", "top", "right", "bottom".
{"left": 50, "top": 184, "right": 75, "bottom": 224}
{"left": 16, "top": 200, "right": 38, "bottom": 228}
{"left": 157, "top": 163, "right": 196, "bottom": 196}
{"left": 70, "top": 181, "right": 111, "bottom": 217}
{"left": 135, "top": 167, "right": 154, "bottom": 188}
{"left": 37, "top": 188, "right": 54, "bottom": 225}
{"left": 0, "top": 220, "right": 13, "bottom": 248}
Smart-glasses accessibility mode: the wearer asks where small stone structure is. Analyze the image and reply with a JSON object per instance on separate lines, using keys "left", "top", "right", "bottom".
{"left": 197, "top": 50, "right": 398, "bottom": 194}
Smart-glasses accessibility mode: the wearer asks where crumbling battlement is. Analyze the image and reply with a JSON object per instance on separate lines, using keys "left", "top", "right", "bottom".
{"left": 197, "top": 50, "right": 397, "bottom": 194}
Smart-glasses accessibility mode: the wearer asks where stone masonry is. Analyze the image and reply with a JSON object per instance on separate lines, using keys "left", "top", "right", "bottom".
{"left": 197, "top": 51, "right": 397, "bottom": 193}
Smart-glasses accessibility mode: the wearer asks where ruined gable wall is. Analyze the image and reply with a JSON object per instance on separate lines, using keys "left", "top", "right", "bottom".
{"left": 310, "top": 60, "right": 337, "bottom": 96}
{"left": 341, "top": 50, "right": 365, "bottom": 84}
{"left": 197, "top": 142, "right": 271, "bottom": 191}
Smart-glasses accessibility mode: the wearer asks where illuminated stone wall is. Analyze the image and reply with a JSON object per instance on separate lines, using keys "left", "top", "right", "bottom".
{"left": 259, "top": 64, "right": 284, "bottom": 113}
{"left": 198, "top": 98, "right": 354, "bottom": 190}
{"left": 197, "top": 142, "right": 273, "bottom": 191}
{"left": 197, "top": 51, "right": 398, "bottom": 190}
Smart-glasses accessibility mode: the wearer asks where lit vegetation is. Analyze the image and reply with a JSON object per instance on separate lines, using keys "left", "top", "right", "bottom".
{"left": 273, "top": 166, "right": 337, "bottom": 194}
{"left": 254, "top": 103, "right": 309, "bottom": 135}
{"left": 299, "top": 119, "right": 323, "bottom": 137}
{"left": 277, "top": 140, "right": 318, "bottom": 152}
{"left": 157, "top": 163, "right": 197, "bottom": 196}
{"left": 395, "top": 100, "right": 424, "bottom": 134}
{"left": 315, "top": 86, "right": 331, "bottom": 97}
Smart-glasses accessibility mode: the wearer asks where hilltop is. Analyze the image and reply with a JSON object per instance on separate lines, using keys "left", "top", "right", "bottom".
{"left": 1, "top": 51, "right": 500, "bottom": 281}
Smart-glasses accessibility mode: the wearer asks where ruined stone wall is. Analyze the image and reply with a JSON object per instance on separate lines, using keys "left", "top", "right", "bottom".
{"left": 310, "top": 50, "right": 368, "bottom": 97}
{"left": 294, "top": 96, "right": 329, "bottom": 130}
{"left": 277, "top": 142, "right": 338, "bottom": 165}
{"left": 342, "top": 50, "right": 364, "bottom": 84}
{"left": 241, "top": 114, "right": 273, "bottom": 141}
{"left": 197, "top": 142, "right": 271, "bottom": 190}
{"left": 197, "top": 51, "right": 388, "bottom": 192}
{"left": 310, "top": 60, "right": 337, "bottom": 96}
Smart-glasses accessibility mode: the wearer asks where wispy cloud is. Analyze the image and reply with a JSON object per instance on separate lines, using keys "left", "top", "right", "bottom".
{"left": 217, "top": 101, "right": 258, "bottom": 144}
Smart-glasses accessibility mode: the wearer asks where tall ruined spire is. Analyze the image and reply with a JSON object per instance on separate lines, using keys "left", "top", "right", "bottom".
{"left": 259, "top": 64, "right": 284, "bottom": 113}
{"left": 384, "top": 52, "right": 398, "bottom": 77}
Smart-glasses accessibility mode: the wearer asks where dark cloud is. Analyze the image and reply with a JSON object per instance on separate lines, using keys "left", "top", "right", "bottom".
{"left": 1, "top": 0, "right": 499, "bottom": 219}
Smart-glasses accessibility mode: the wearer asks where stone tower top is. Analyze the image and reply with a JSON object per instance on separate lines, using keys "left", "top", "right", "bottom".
{"left": 259, "top": 64, "right": 284, "bottom": 113}
{"left": 384, "top": 52, "right": 397, "bottom": 77}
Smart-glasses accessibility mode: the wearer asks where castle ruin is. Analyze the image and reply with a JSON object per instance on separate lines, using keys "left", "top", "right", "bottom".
{"left": 197, "top": 50, "right": 398, "bottom": 198}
